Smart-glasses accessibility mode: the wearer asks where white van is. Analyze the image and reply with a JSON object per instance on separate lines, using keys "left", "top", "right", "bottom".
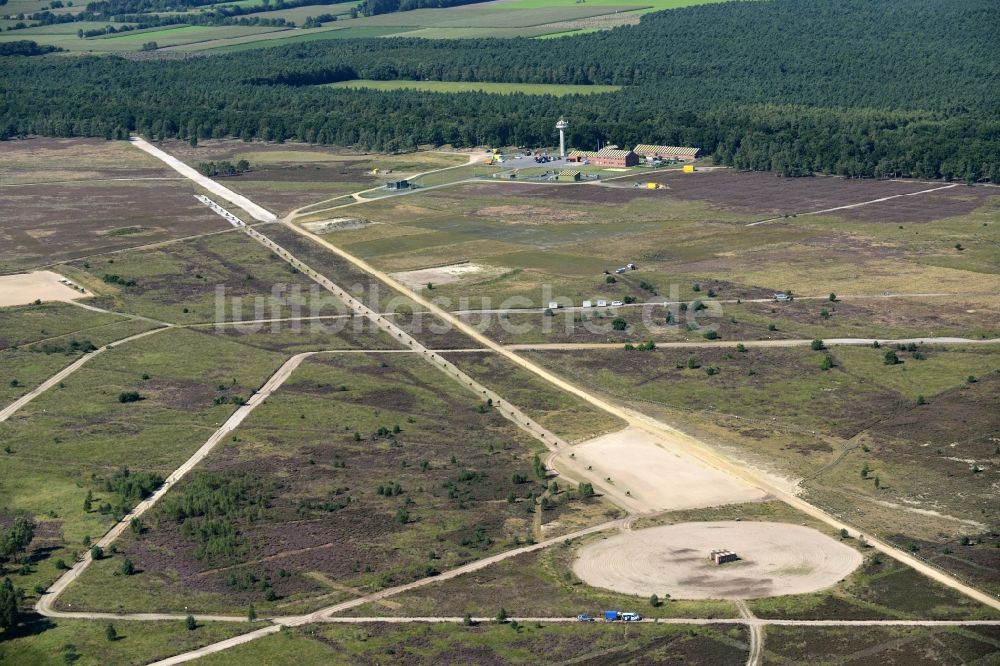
{"left": 611, "top": 300, "right": 624, "bottom": 307}
{"left": 620, "top": 612, "right": 642, "bottom": 622}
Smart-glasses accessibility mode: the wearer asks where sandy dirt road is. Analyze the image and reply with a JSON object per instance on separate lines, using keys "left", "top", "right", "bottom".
{"left": 129, "top": 137, "right": 277, "bottom": 222}
{"left": 0, "top": 270, "right": 90, "bottom": 306}
{"left": 735, "top": 600, "right": 763, "bottom": 666}
{"left": 269, "top": 615, "right": 1000, "bottom": 627}
{"left": 0, "top": 326, "right": 167, "bottom": 423}
{"left": 507, "top": 337, "right": 1000, "bottom": 351}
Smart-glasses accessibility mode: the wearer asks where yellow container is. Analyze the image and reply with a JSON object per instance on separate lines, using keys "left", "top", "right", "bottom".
{"left": 646, "top": 182, "right": 658, "bottom": 189}
{"left": 683, "top": 164, "right": 696, "bottom": 173}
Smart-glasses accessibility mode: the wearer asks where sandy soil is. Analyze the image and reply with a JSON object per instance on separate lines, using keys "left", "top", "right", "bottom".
{"left": 302, "top": 218, "right": 369, "bottom": 234}
{"left": 0, "top": 271, "right": 90, "bottom": 307}
{"left": 573, "top": 521, "right": 863, "bottom": 599}
{"left": 558, "top": 426, "right": 766, "bottom": 513}
{"left": 390, "top": 262, "right": 493, "bottom": 290}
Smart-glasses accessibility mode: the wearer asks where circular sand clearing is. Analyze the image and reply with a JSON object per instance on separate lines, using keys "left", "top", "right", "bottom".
{"left": 573, "top": 521, "right": 862, "bottom": 599}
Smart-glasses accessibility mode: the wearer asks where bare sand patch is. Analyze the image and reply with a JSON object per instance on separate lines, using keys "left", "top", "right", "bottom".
{"left": 391, "top": 262, "right": 495, "bottom": 290}
{"left": 573, "top": 521, "right": 862, "bottom": 599}
{"left": 303, "top": 218, "right": 370, "bottom": 234}
{"left": 560, "top": 426, "right": 766, "bottom": 513}
{"left": 0, "top": 271, "right": 90, "bottom": 307}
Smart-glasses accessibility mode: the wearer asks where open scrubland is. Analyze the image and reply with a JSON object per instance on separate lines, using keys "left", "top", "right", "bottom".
{"left": 55, "top": 350, "right": 618, "bottom": 615}
{"left": 0, "top": 138, "right": 230, "bottom": 273}
{"left": 347, "top": 501, "right": 997, "bottom": 622}
{"left": 525, "top": 344, "right": 1000, "bottom": 593}
{"left": 157, "top": 139, "right": 469, "bottom": 217}
{"left": 0, "top": 131, "right": 997, "bottom": 664}
{"left": 301, "top": 171, "right": 999, "bottom": 344}
{"left": 196, "top": 621, "right": 750, "bottom": 665}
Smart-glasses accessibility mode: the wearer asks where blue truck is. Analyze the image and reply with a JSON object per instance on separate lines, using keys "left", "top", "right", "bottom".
{"left": 604, "top": 611, "right": 642, "bottom": 622}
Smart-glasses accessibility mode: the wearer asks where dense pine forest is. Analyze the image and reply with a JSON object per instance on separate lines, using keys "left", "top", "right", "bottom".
{"left": 1, "top": 0, "right": 998, "bottom": 181}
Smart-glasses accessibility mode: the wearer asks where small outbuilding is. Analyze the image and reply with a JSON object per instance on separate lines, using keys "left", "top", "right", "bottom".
{"left": 385, "top": 179, "right": 410, "bottom": 191}
{"left": 558, "top": 170, "right": 582, "bottom": 182}
{"left": 709, "top": 549, "right": 739, "bottom": 565}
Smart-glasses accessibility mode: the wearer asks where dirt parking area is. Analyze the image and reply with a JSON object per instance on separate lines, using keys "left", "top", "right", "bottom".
{"left": 390, "top": 262, "right": 499, "bottom": 290}
{"left": 558, "top": 427, "right": 766, "bottom": 513}
{"left": 0, "top": 270, "right": 90, "bottom": 306}
{"left": 573, "top": 521, "right": 862, "bottom": 599}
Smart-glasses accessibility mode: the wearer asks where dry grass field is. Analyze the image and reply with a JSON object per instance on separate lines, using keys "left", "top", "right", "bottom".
{"left": 0, "top": 138, "right": 230, "bottom": 272}
{"left": 1, "top": 136, "right": 997, "bottom": 664}
{"left": 56, "top": 351, "right": 617, "bottom": 615}
{"left": 303, "top": 172, "right": 999, "bottom": 336}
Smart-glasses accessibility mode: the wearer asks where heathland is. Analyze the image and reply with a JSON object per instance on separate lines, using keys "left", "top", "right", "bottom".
{"left": 0, "top": 48, "right": 997, "bottom": 662}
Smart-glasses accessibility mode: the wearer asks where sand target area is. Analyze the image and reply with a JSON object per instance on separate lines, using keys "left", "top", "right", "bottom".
{"left": 573, "top": 522, "right": 863, "bottom": 599}
{"left": 391, "top": 262, "right": 496, "bottom": 290}
{"left": 558, "top": 427, "right": 766, "bottom": 513}
{"left": 0, "top": 271, "right": 90, "bottom": 307}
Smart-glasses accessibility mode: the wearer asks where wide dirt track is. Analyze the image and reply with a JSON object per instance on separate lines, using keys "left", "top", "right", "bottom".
{"left": 573, "top": 521, "right": 863, "bottom": 599}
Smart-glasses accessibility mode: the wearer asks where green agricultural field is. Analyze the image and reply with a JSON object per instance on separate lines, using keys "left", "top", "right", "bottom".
{"left": 0, "top": 22, "right": 289, "bottom": 51}
{"left": 90, "top": 24, "right": 290, "bottom": 49}
{"left": 201, "top": 25, "right": 404, "bottom": 51}
{"left": 325, "top": 79, "right": 621, "bottom": 96}
{"left": 498, "top": 0, "right": 723, "bottom": 8}
{"left": 240, "top": 1, "right": 358, "bottom": 23}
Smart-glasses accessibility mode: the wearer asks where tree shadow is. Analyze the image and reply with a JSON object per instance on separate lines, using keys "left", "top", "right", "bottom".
{"left": 0, "top": 612, "right": 56, "bottom": 642}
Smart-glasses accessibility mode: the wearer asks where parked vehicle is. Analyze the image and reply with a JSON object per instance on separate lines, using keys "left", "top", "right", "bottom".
{"left": 611, "top": 300, "right": 624, "bottom": 306}
{"left": 577, "top": 613, "right": 595, "bottom": 622}
{"left": 615, "top": 267, "right": 626, "bottom": 274}
{"left": 604, "top": 610, "right": 620, "bottom": 622}
{"left": 621, "top": 612, "right": 642, "bottom": 622}
{"left": 773, "top": 292, "right": 793, "bottom": 302}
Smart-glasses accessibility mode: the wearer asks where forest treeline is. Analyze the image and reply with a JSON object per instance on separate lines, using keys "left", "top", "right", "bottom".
{"left": 1, "top": 0, "right": 998, "bottom": 181}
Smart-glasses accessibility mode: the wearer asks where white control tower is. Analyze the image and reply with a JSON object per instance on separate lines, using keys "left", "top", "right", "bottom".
{"left": 556, "top": 117, "right": 569, "bottom": 158}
